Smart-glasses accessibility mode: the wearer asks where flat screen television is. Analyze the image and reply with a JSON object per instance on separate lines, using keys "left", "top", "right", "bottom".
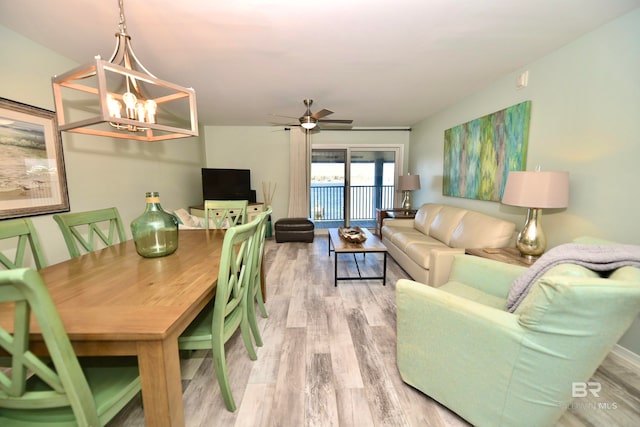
{"left": 201, "top": 168, "right": 256, "bottom": 202}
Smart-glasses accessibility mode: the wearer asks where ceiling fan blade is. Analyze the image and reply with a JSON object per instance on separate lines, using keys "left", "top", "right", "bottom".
{"left": 318, "top": 119, "right": 353, "bottom": 124}
{"left": 269, "top": 120, "right": 299, "bottom": 126}
{"left": 311, "top": 109, "right": 333, "bottom": 119}
{"left": 270, "top": 113, "right": 299, "bottom": 120}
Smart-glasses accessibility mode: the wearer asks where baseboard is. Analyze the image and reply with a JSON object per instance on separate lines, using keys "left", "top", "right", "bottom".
{"left": 610, "top": 344, "right": 640, "bottom": 370}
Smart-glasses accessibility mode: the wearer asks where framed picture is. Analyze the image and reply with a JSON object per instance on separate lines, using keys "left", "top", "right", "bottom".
{"left": 0, "top": 97, "right": 70, "bottom": 219}
{"left": 443, "top": 101, "right": 531, "bottom": 202}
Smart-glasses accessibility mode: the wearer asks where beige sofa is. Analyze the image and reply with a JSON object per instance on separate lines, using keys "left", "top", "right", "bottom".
{"left": 381, "top": 203, "right": 516, "bottom": 286}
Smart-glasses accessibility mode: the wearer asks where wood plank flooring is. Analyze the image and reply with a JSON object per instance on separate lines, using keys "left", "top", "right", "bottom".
{"left": 108, "top": 236, "right": 640, "bottom": 426}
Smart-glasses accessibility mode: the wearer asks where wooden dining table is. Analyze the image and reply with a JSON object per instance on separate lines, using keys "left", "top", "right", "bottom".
{"left": 0, "top": 228, "right": 229, "bottom": 427}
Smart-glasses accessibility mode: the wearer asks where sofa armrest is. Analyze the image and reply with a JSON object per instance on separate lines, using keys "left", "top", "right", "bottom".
{"left": 448, "top": 254, "right": 527, "bottom": 299}
{"left": 396, "top": 279, "right": 523, "bottom": 424}
{"left": 427, "top": 247, "right": 465, "bottom": 287}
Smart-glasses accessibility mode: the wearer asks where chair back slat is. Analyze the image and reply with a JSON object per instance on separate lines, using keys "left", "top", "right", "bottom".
{"left": 252, "top": 208, "right": 272, "bottom": 285}
{"left": 0, "top": 268, "right": 99, "bottom": 424}
{"left": 53, "top": 208, "right": 126, "bottom": 258}
{"left": 0, "top": 218, "right": 46, "bottom": 270}
{"left": 204, "top": 200, "right": 248, "bottom": 229}
{"left": 245, "top": 208, "right": 272, "bottom": 345}
{"left": 215, "top": 217, "right": 258, "bottom": 332}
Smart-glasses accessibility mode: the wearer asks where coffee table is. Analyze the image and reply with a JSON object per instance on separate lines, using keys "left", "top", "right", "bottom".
{"left": 328, "top": 227, "right": 388, "bottom": 287}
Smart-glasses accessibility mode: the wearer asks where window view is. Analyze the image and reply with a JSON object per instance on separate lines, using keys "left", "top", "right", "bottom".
{"left": 311, "top": 149, "right": 396, "bottom": 228}
{"left": 311, "top": 150, "right": 345, "bottom": 224}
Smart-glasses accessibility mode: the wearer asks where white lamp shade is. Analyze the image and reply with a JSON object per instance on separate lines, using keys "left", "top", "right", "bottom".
{"left": 502, "top": 171, "right": 569, "bottom": 208}
{"left": 398, "top": 175, "right": 421, "bottom": 191}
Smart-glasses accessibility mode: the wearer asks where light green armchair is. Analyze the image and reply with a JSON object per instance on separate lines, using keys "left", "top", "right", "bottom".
{"left": 396, "top": 253, "right": 640, "bottom": 427}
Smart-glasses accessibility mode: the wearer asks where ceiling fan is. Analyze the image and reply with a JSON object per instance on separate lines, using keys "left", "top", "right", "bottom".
{"left": 273, "top": 99, "right": 353, "bottom": 130}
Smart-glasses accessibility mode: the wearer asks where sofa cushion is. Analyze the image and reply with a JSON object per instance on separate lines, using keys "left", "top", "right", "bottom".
{"left": 449, "top": 211, "right": 516, "bottom": 248}
{"left": 429, "top": 206, "right": 467, "bottom": 245}
{"left": 174, "top": 208, "right": 199, "bottom": 227}
{"left": 390, "top": 229, "right": 430, "bottom": 251}
{"left": 413, "top": 204, "right": 443, "bottom": 235}
{"left": 381, "top": 222, "right": 412, "bottom": 240}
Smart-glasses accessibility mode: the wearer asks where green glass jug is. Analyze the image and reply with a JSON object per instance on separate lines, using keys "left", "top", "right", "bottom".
{"left": 130, "top": 192, "right": 179, "bottom": 258}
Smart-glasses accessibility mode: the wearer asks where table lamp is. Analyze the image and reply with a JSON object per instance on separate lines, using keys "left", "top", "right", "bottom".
{"left": 501, "top": 170, "right": 569, "bottom": 259}
{"left": 398, "top": 174, "right": 421, "bottom": 211}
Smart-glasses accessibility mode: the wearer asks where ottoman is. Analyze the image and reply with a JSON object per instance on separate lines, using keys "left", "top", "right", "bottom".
{"left": 275, "top": 218, "right": 315, "bottom": 243}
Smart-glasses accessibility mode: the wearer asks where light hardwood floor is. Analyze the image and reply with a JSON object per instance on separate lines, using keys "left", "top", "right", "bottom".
{"left": 109, "top": 236, "right": 640, "bottom": 426}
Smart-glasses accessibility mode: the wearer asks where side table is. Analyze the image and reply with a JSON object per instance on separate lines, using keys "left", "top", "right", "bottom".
{"left": 465, "top": 247, "right": 536, "bottom": 268}
{"left": 376, "top": 208, "right": 417, "bottom": 236}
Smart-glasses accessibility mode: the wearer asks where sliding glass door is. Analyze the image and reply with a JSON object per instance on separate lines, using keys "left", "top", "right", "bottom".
{"left": 311, "top": 147, "right": 399, "bottom": 228}
{"left": 310, "top": 149, "right": 346, "bottom": 225}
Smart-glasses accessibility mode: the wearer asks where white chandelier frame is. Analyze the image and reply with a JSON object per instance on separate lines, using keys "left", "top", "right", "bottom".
{"left": 51, "top": 0, "right": 198, "bottom": 142}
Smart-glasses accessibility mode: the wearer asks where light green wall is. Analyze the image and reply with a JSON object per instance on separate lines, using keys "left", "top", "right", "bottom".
{"left": 409, "top": 9, "right": 640, "bottom": 354}
{"left": 0, "top": 26, "right": 204, "bottom": 266}
{"left": 203, "top": 126, "right": 290, "bottom": 221}
{"left": 203, "top": 126, "right": 411, "bottom": 223}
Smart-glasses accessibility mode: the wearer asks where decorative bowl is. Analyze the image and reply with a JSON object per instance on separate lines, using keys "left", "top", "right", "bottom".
{"left": 338, "top": 226, "right": 367, "bottom": 243}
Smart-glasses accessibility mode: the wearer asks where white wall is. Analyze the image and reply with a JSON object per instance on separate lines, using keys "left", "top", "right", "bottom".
{"left": 0, "top": 26, "right": 204, "bottom": 266}
{"left": 409, "top": 9, "right": 640, "bottom": 353}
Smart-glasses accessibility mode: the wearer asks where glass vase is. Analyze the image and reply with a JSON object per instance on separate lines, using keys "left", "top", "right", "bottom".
{"left": 130, "top": 192, "right": 179, "bottom": 258}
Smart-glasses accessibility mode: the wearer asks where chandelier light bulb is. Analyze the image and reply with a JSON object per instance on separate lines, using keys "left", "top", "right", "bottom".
{"left": 145, "top": 99, "right": 157, "bottom": 123}
{"left": 135, "top": 102, "right": 146, "bottom": 122}
{"left": 122, "top": 91, "right": 137, "bottom": 107}
{"left": 122, "top": 91, "right": 137, "bottom": 119}
{"left": 106, "top": 94, "right": 122, "bottom": 118}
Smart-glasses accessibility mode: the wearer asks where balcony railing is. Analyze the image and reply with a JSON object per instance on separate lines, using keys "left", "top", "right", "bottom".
{"left": 310, "top": 184, "right": 395, "bottom": 222}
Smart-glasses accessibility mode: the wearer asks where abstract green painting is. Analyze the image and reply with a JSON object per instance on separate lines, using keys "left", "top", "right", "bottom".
{"left": 443, "top": 101, "right": 531, "bottom": 201}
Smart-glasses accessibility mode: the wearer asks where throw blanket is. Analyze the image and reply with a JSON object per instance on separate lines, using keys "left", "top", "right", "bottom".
{"left": 506, "top": 243, "right": 640, "bottom": 312}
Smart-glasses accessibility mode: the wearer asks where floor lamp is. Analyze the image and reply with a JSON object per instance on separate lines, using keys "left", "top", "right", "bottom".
{"left": 501, "top": 170, "right": 569, "bottom": 259}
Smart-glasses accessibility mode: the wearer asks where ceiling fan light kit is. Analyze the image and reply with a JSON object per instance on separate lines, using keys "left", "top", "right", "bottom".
{"left": 51, "top": 0, "right": 198, "bottom": 142}
{"left": 300, "top": 115, "right": 317, "bottom": 129}
{"left": 275, "top": 99, "right": 353, "bottom": 131}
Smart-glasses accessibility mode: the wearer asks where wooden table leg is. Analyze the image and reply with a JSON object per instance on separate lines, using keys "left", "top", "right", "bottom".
{"left": 137, "top": 338, "right": 185, "bottom": 427}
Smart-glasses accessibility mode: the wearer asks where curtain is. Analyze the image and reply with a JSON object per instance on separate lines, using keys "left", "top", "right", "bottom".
{"left": 287, "top": 127, "right": 310, "bottom": 218}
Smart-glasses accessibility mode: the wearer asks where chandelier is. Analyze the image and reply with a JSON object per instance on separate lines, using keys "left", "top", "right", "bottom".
{"left": 51, "top": 0, "right": 198, "bottom": 142}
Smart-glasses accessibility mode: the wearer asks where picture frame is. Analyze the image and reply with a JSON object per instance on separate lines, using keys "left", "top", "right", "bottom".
{"left": 0, "top": 97, "right": 70, "bottom": 219}
{"left": 443, "top": 101, "right": 531, "bottom": 202}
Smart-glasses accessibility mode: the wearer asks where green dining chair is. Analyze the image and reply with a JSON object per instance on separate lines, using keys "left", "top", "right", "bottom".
{"left": 178, "top": 215, "right": 260, "bottom": 412}
{"left": 53, "top": 207, "right": 126, "bottom": 258}
{"left": 0, "top": 218, "right": 47, "bottom": 270}
{"left": 246, "top": 208, "right": 272, "bottom": 348}
{"left": 0, "top": 268, "right": 141, "bottom": 426}
{"left": 203, "top": 200, "right": 248, "bottom": 229}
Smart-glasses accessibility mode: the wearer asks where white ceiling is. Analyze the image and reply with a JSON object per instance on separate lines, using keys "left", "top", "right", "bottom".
{"left": 1, "top": 0, "right": 638, "bottom": 128}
